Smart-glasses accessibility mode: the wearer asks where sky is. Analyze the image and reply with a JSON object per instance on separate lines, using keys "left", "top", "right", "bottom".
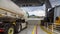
{"left": 21, "top": 4, "right": 45, "bottom": 16}
{"left": 28, "top": 9, "right": 45, "bottom": 16}
{"left": 21, "top": 4, "right": 45, "bottom": 12}
{"left": 21, "top": 0, "right": 60, "bottom": 16}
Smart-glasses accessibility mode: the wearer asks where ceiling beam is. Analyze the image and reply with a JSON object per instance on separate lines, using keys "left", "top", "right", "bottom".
{"left": 11, "top": 0, "right": 44, "bottom": 7}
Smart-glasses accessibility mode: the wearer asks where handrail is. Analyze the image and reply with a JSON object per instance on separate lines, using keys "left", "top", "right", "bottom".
{"left": 44, "top": 22, "right": 60, "bottom": 34}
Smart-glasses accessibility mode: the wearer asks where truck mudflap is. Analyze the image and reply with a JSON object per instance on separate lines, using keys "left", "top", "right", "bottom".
{"left": 0, "top": 28, "right": 4, "bottom": 32}
{"left": 0, "top": 23, "right": 5, "bottom": 32}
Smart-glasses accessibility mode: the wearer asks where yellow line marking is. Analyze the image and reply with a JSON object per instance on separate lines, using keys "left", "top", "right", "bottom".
{"left": 32, "top": 26, "right": 36, "bottom": 34}
{"left": 40, "top": 26, "right": 52, "bottom": 34}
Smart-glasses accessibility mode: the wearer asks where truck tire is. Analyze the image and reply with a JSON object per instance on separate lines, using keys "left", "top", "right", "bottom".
{"left": 4, "top": 25, "right": 14, "bottom": 34}
{"left": 15, "top": 23, "right": 22, "bottom": 33}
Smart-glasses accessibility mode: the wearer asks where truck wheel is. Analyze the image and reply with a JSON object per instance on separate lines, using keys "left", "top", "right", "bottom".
{"left": 4, "top": 25, "right": 14, "bottom": 34}
{"left": 15, "top": 23, "right": 22, "bottom": 33}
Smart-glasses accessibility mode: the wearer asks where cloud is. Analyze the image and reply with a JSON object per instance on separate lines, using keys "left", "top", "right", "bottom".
{"left": 28, "top": 10, "right": 45, "bottom": 16}
{"left": 21, "top": 4, "right": 45, "bottom": 12}
{"left": 20, "top": 4, "right": 45, "bottom": 16}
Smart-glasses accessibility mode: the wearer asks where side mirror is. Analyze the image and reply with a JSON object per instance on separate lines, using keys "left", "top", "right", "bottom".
{"left": 56, "top": 17, "right": 59, "bottom": 20}
{"left": 22, "top": 20, "right": 25, "bottom": 23}
{"left": 16, "top": 19, "right": 21, "bottom": 22}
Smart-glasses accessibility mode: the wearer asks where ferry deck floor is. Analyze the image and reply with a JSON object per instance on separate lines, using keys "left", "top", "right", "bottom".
{"left": 15, "top": 25, "right": 47, "bottom": 34}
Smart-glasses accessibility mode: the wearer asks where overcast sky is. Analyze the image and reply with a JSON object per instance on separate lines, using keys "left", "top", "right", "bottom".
{"left": 21, "top": 4, "right": 45, "bottom": 12}
{"left": 21, "top": 0, "right": 60, "bottom": 16}
{"left": 21, "top": 4, "right": 45, "bottom": 16}
{"left": 28, "top": 9, "right": 45, "bottom": 16}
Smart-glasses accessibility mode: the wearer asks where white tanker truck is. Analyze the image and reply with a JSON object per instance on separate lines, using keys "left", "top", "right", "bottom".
{"left": 0, "top": 0, "right": 28, "bottom": 34}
